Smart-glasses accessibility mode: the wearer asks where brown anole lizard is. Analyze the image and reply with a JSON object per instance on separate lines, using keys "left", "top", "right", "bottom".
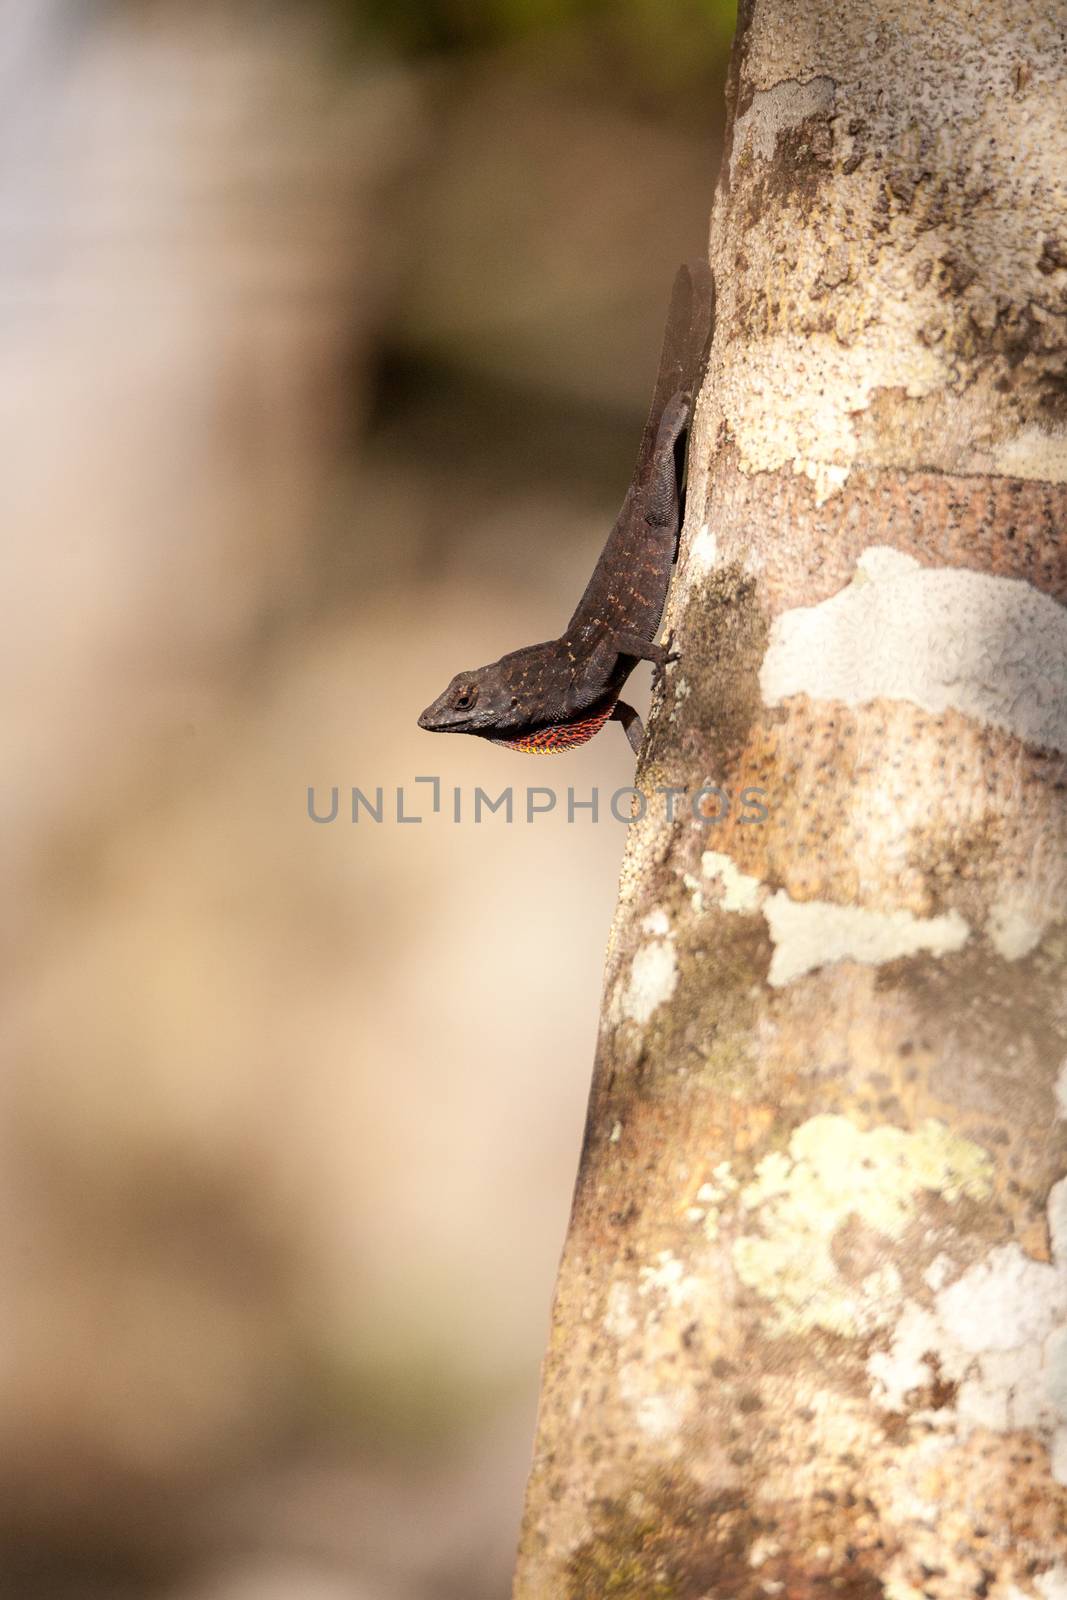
{"left": 417, "top": 260, "right": 714, "bottom": 757}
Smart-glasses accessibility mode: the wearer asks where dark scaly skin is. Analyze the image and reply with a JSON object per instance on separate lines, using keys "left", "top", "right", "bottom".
{"left": 417, "top": 261, "right": 715, "bottom": 757}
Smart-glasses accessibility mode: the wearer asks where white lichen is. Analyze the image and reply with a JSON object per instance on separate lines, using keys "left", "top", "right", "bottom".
{"left": 1036, "top": 1567, "right": 1067, "bottom": 1600}
{"left": 638, "top": 1250, "right": 696, "bottom": 1309}
{"left": 868, "top": 1176, "right": 1067, "bottom": 1492}
{"left": 923, "top": 1253, "right": 954, "bottom": 1292}
{"left": 618, "top": 937, "right": 677, "bottom": 1024}
{"left": 711, "top": 325, "right": 947, "bottom": 506}
{"left": 687, "top": 522, "right": 719, "bottom": 573}
{"left": 694, "top": 1163, "right": 739, "bottom": 1243}
{"left": 988, "top": 897, "right": 1049, "bottom": 962}
{"left": 697, "top": 848, "right": 971, "bottom": 985}
{"left": 702, "top": 850, "right": 764, "bottom": 913}
{"left": 1052, "top": 1426, "right": 1067, "bottom": 1490}
{"left": 617, "top": 1360, "right": 696, "bottom": 1448}
{"left": 728, "top": 75, "right": 835, "bottom": 180}
{"left": 604, "top": 1280, "right": 637, "bottom": 1340}
{"left": 683, "top": 872, "right": 704, "bottom": 913}
{"left": 763, "top": 892, "right": 970, "bottom": 987}
{"left": 993, "top": 426, "right": 1067, "bottom": 485}
{"left": 761, "top": 547, "right": 1067, "bottom": 755}
{"left": 732, "top": 1115, "right": 992, "bottom": 1336}
{"left": 937, "top": 1242, "right": 1067, "bottom": 1353}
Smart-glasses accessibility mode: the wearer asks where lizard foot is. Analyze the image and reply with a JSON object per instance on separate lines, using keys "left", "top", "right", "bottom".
{"left": 651, "top": 631, "right": 680, "bottom": 695}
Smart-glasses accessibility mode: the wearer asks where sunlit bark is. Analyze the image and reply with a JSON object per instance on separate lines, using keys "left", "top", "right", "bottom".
{"left": 515, "top": 1, "right": 1067, "bottom": 1594}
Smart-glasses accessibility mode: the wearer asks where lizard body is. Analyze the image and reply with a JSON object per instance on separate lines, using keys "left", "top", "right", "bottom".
{"left": 417, "top": 261, "right": 714, "bottom": 757}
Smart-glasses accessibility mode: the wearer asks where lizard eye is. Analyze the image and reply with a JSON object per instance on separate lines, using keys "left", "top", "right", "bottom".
{"left": 453, "top": 683, "right": 478, "bottom": 710}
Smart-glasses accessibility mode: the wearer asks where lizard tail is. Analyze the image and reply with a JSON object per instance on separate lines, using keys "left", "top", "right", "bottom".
{"left": 635, "top": 260, "right": 715, "bottom": 490}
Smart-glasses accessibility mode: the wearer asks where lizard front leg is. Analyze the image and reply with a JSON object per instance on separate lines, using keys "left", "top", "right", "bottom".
{"left": 611, "top": 630, "right": 680, "bottom": 694}
{"left": 564, "top": 629, "right": 679, "bottom": 715}
{"left": 611, "top": 631, "right": 671, "bottom": 665}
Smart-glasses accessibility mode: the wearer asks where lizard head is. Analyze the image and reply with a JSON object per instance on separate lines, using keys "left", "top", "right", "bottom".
{"left": 418, "top": 665, "right": 515, "bottom": 736}
{"left": 419, "top": 641, "right": 565, "bottom": 738}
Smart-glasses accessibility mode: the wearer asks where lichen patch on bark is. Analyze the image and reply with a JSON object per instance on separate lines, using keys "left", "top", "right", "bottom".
{"left": 614, "top": 931, "right": 678, "bottom": 1025}
{"left": 731, "top": 1113, "right": 993, "bottom": 1335}
{"left": 728, "top": 75, "right": 836, "bottom": 184}
{"left": 701, "top": 849, "right": 762, "bottom": 913}
{"left": 760, "top": 547, "right": 1067, "bottom": 756}
{"left": 699, "top": 0, "right": 1067, "bottom": 502}
{"left": 763, "top": 894, "right": 972, "bottom": 988}
{"left": 680, "top": 457, "right": 1067, "bottom": 617}
{"left": 698, "top": 847, "right": 975, "bottom": 987}
{"left": 867, "top": 1178, "right": 1067, "bottom": 1504}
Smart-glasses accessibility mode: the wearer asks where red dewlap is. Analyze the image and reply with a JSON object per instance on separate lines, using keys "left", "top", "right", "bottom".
{"left": 492, "top": 702, "right": 616, "bottom": 753}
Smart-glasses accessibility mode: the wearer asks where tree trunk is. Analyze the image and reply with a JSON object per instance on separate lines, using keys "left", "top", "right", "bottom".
{"left": 514, "top": 2, "right": 1067, "bottom": 1595}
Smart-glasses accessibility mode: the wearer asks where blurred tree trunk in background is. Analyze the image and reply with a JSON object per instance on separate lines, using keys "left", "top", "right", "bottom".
{"left": 0, "top": 0, "right": 421, "bottom": 1573}
{"left": 0, "top": 0, "right": 411, "bottom": 905}
{"left": 515, "top": 1, "right": 1067, "bottom": 1594}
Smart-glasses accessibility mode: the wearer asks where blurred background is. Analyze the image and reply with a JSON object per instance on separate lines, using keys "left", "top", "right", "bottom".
{"left": 1, "top": 2, "right": 731, "bottom": 1595}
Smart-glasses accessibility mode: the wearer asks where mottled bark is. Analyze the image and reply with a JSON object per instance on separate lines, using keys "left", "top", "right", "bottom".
{"left": 514, "top": 3, "right": 1067, "bottom": 1596}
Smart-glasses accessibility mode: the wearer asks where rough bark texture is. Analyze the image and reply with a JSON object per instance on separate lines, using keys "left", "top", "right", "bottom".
{"left": 514, "top": 3, "right": 1067, "bottom": 1596}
